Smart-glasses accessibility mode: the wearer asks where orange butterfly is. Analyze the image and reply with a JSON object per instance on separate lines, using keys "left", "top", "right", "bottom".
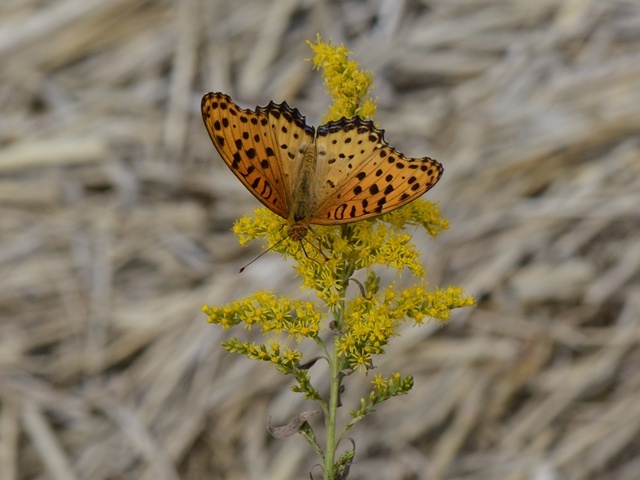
{"left": 202, "top": 92, "right": 443, "bottom": 240}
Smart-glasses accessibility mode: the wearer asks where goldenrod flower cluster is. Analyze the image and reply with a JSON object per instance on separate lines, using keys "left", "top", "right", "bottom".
{"left": 202, "top": 292, "right": 322, "bottom": 343}
{"left": 307, "top": 34, "right": 377, "bottom": 122}
{"left": 209, "top": 197, "right": 473, "bottom": 373}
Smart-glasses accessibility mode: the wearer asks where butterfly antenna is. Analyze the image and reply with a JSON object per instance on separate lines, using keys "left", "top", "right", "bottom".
{"left": 239, "top": 228, "right": 328, "bottom": 272}
{"left": 238, "top": 235, "right": 289, "bottom": 273}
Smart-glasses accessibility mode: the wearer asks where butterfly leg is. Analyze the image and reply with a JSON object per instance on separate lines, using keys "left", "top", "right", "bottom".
{"left": 299, "top": 238, "right": 328, "bottom": 264}
{"left": 304, "top": 227, "right": 329, "bottom": 262}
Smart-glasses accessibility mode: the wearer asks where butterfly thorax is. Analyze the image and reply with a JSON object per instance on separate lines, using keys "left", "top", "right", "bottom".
{"left": 287, "top": 143, "right": 317, "bottom": 240}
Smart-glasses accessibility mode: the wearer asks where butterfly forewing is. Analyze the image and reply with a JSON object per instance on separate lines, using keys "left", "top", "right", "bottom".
{"left": 255, "top": 101, "right": 315, "bottom": 205}
{"left": 202, "top": 92, "right": 306, "bottom": 219}
{"left": 311, "top": 118, "right": 443, "bottom": 224}
{"left": 316, "top": 149, "right": 443, "bottom": 223}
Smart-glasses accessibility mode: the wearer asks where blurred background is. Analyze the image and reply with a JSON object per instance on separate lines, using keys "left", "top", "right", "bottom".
{"left": 1, "top": 0, "right": 640, "bottom": 479}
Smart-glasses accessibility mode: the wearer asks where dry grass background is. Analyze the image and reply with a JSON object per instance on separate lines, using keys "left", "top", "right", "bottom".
{"left": 1, "top": 0, "right": 640, "bottom": 479}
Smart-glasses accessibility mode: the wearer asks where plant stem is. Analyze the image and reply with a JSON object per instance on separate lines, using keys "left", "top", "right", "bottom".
{"left": 323, "top": 228, "right": 358, "bottom": 479}
{"left": 323, "top": 323, "right": 342, "bottom": 479}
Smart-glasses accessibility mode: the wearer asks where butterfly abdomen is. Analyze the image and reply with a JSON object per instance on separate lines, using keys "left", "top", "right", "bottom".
{"left": 289, "top": 144, "right": 317, "bottom": 232}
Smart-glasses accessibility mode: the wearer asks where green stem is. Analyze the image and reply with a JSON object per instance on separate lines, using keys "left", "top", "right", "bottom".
{"left": 324, "top": 243, "right": 355, "bottom": 479}
{"left": 323, "top": 318, "right": 342, "bottom": 479}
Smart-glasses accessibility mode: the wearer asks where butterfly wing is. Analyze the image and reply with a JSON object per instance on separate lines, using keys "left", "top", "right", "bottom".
{"left": 311, "top": 117, "right": 443, "bottom": 224}
{"left": 201, "top": 92, "right": 314, "bottom": 219}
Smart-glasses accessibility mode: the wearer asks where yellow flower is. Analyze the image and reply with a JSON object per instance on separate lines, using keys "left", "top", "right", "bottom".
{"left": 307, "top": 34, "right": 377, "bottom": 122}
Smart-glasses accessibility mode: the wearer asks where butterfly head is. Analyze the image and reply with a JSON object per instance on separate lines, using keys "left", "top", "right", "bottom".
{"left": 288, "top": 224, "right": 309, "bottom": 241}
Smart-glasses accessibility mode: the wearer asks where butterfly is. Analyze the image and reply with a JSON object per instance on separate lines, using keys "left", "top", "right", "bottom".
{"left": 201, "top": 92, "right": 443, "bottom": 240}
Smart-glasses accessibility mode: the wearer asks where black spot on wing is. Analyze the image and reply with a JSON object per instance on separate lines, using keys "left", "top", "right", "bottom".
{"left": 333, "top": 203, "right": 348, "bottom": 220}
